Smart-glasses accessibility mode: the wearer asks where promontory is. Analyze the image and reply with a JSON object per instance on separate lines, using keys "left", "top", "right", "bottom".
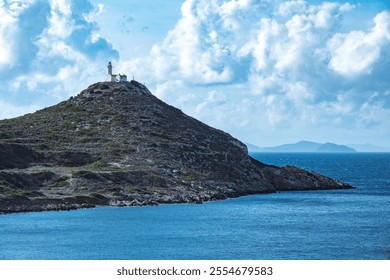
{"left": 0, "top": 81, "right": 353, "bottom": 214}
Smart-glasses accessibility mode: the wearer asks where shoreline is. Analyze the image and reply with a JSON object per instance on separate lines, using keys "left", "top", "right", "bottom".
{"left": 0, "top": 185, "right": 354, "bottom": 215}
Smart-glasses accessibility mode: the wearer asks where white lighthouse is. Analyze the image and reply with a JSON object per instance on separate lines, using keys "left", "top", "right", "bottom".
{"left": 106, "top": 62, "right": 127, "bottom": 82}
{"left": 108, "top": 61, "right": 113, "bottom": 75}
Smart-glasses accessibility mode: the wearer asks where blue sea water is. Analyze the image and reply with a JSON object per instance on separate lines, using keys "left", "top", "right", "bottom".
{"left": 0, "top": 153, "right": 389, "bottom": 260}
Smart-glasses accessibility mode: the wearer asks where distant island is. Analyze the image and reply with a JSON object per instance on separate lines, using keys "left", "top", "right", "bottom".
{"left": 247, "top": 141, "right": 357, "bottom": 153}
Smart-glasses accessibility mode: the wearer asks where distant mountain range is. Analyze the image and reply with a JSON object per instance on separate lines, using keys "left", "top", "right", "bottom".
{"left": 247, "top": 141, "right": 357, "bottom": 153}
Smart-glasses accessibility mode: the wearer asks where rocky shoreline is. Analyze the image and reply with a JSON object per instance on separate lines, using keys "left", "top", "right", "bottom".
{"left": 0, "top": 163, "right": 352, "bottom": 215}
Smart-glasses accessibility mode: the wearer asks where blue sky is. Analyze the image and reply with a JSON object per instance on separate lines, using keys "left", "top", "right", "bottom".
{"left": 0, "top": 0, "right": 389, "bottom": 147}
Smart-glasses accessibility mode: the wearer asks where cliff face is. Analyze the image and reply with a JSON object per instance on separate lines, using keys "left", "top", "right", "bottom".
{"left": 0, "top": 81, "right": 352, "bottom": 214}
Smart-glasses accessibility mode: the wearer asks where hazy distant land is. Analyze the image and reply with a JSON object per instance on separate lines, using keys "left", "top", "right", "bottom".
{"left": 246, "top": 141, "right": 390, "bottom": 153}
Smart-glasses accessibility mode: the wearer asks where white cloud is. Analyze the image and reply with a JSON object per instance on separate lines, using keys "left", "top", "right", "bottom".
{"left": 0, "top": 0, "right": 19, "bottom": 67}
{"left": 328, "top": 11, "right": 390, "bottom": 76}
{"left": 219, "top": 0, "right": 252, "bottom": 30}
{"left": 47, "top": 0, "right": 74, "bottom": 38}
{"left": 0, "top": 0, "right": 118, "bottom": 117}
{"left": 142, "top": 0, "right": 237, "bottom": 84}
{"left": 50, "top": 0, "right": 71, "bottom": 16}
{"left": 278, "top": 0, "right": 307, "bottom": 17}
{"left": 84, "top": 2, "right": 104, "bottom": 24}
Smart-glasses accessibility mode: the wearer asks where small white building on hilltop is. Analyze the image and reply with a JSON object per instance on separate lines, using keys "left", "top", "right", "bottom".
{"left": 107, "top": 62, "right": 127, "bottom": 82}
{"left": 119, "top": 74, "right": 127, "bottom": 82}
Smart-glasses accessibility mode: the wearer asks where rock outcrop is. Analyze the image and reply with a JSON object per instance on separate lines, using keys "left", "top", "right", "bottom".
{"left": 0, "top": 81, "right": 353, "bottom": 214}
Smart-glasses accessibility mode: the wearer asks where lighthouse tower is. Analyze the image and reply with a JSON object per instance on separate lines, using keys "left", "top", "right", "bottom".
{"left": 107, "top": 61, "right": 117, "bottom": 82}
{"left": 108, "top": 61, "right": 113, "bottom": 75}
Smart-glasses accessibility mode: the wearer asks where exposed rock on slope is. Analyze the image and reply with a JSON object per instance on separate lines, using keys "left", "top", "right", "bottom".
{"left": 0, "top": 81, "right": 352, "bottom": 214}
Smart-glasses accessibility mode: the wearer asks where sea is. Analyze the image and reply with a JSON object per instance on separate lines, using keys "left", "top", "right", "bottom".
{"left": 0, "top": 153, "right": 389, "bottom": 260}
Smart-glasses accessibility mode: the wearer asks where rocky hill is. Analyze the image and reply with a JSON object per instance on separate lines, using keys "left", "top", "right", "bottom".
{"left": 0, "top": 81, "right": 352, "bottom": 214}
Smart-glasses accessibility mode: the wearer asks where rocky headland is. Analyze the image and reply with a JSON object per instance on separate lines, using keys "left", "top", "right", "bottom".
{"left": 0, "top": 81, "right": 353, "bottom": 214}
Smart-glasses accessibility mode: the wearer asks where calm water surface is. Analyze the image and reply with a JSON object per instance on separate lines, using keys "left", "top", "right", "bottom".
{"left": 1, "top": 153, "right": 389, "bottom": 259}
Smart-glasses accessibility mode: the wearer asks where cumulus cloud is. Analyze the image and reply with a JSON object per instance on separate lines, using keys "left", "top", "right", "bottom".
{"left": 122, "top": 0, "right": 390, "bottom": 146}
{"left": 0, "top": 0, "right": 118, "bottom": 113}
{"left": 328, "top": 11, "right": 390, "bottom": 76}
{"left": 144, "top": 0, "right": 250, "bottom": 84}
{"left": 122, "top": 0, "right": 267, "bottom": 86}
{"left": 0, "top": 0, "right": 28, "bottom": 67}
